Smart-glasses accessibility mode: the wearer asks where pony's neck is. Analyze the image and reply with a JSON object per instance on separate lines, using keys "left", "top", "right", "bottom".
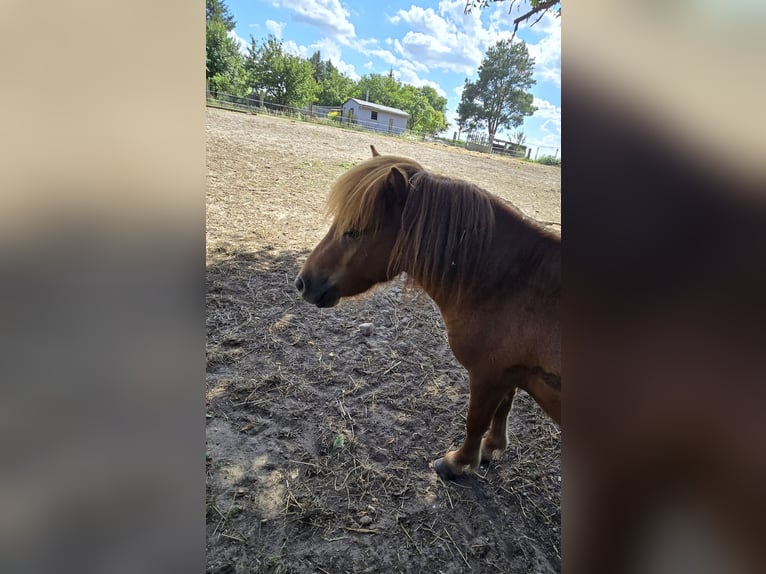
{"left": 387, "top": 173, "right": 496, "bottom": 310}
{"left": 387, "top": 172, "right": 559, "bottom": 313}
{"left": 397, "top": 202, "right": 559, "bottom": 313}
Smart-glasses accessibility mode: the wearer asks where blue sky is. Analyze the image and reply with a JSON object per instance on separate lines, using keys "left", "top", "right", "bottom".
{"left": 225, "top": 0, "right": 560, "bottom": 155}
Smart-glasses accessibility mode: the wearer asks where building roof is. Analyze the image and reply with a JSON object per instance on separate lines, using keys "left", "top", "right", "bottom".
{"left": 343, "top": 98, "right": 409, "bottom": 117}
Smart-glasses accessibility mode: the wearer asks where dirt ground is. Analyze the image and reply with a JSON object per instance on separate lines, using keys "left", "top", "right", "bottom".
{"left": 206, "top": 107, "right": 562, "bottom": 573}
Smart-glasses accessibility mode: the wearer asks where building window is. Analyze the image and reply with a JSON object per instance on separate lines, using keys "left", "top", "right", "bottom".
{"left": 370, "top": 111, "right": 378, "bottom": 121}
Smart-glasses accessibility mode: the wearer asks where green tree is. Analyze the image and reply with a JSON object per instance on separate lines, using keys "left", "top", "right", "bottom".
{"left": 206, "top": 0, "right": 236, "bottom": 31}
{"left": 419, "top": 86, "right": 448, "bottom": 115}
{"left": 457, "top": 39, "right": 536, "bottom": 143}
{"left": 417, "top": 86, "right": 449, "bottom": 133}
{"left": 400, "top": 85, "right": 448, "bottom": 135}
{"left": 245, "top": 35, "right": 318, "bottom": 108}
{"left": 316, "top": 67, "right": 357, "bottom": 105}
{"left": 206, "top": 0, "right": 246, "bottom": 95}
{"left": 206, "top": 19, "right": 247, "bottom": 95}
{"left": 308, "top": 51, "right": 336, "bottom": 84}
{"left": 354, "top": 74, "right": 403, "bottom": 108}
{"left": 307, "top": 52, "right": 356, "bottom": 105}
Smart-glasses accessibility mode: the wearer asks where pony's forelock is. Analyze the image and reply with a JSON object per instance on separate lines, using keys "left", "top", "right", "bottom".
{"left": 326, "top": 155, "right": 423, "bottom": 237}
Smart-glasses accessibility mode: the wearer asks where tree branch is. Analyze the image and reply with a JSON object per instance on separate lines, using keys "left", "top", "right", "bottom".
{"left": 511, "top": 1, "right": 560, "bottom": 38}
{"left": 527, "top": 5, "right": 550, "bottom": 30}
{"left": 465, "top": 1, "right": 560, "bottom": 38}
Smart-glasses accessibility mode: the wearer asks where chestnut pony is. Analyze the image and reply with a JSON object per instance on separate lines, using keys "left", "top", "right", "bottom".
{"left": 295, "top": 146, "right": 560, "bottom": 479}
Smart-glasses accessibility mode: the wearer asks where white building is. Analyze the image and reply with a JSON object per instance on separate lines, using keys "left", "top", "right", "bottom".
{"left": 341, "top": 98, "right": 409, "bottom": 135}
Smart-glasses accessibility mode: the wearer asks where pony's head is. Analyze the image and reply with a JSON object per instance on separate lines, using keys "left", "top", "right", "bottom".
{"left": 295, "top": 146, "right": 423, "bottom": 307}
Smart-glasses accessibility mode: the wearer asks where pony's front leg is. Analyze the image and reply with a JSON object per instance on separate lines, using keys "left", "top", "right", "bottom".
{"left": 434, "top": 374, "right": 507, "bottom": 480}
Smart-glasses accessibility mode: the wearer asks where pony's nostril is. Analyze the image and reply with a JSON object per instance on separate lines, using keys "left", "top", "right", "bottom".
{"left": 294, "top": 275, "right": 305, "bottom": 293}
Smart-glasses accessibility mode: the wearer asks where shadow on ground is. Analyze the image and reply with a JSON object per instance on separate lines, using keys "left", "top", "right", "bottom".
{"left": 206, "top": 247, "right": 561, "bottom": 573}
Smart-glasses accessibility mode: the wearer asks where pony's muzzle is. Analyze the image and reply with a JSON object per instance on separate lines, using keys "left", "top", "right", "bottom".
{"left": 294, "top": 273, "right": 339, "bottom": 308}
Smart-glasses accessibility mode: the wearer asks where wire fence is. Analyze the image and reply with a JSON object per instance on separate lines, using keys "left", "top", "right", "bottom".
{"left": 464, "top": 132, "right": 560, "bottom": 160}
{"left": 205, "top": 91, "right": 334, "bottom": 118}
{"left": 528, "top": 144, "right": 561, "bottom": 161}
{"left": 206, "top": 91, "right": 434, "bottom": 142}
{"left": 206, "top": 91, "right": 560, "bottom": 162}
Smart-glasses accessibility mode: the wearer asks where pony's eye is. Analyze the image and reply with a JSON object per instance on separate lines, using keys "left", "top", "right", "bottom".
{"left": 343, "top": 229, "right": 361, "bottom": 239}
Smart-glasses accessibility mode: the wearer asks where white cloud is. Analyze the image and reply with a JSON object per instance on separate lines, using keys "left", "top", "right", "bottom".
{"left": 438, "top": 0, "right": 489, "bottom": 40}
{"left": 352, "top": 37, "right": 445, "bottom": 93}
{"left": 532, "top": 97, "right": 561, "bottom": 120}
{"left": 282, "top": 40, "right": 302, "bottom": 57}
{"left": 355, "top": 37, "right": 378, "bottom": 48}
{"left": 390, "top": 4, "right": 453, "bottom": 38}
{"left": 529, "top": 122, "right": 561, "bottom": 151}
{"left": 308, "top": 37, "right": 360, "bottom": 80}
{"left": 396, "top": 65, "right": 447, "bottom": 97}
{"left": 227, "top": 29, "right": 249, "bottom": 55}
{"left": 525, "top": 12, "right": 561, "bottom": 87}
{"left": 367, "top": 47, "right": 397, "bottom": 66}
{"left": 387, "top": 2, "right": 486, "bottom": 75}
{"left": 265, "top": 20, "right": 286, "bottom": 39}
{"left": 274, "top": 0, "right": 355, "bottom": 43}
{"left": 273, "top": 36, "right": 361, "bottom": 81}
{"left": 541, "top": 118, "right": 561, "bottom": 138}
{"left": 336, "top": 62, "right": 359, "bottom": 81}
{"left": 529, "top": 97, "right": 561, "bottom": 147}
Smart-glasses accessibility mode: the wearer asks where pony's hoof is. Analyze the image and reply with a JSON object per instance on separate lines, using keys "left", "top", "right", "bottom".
{"left": 480, "top": 447, "right": 500, "bottom": 465}
{"left": 433, "top": 457, "right": 458, "bottom": 481}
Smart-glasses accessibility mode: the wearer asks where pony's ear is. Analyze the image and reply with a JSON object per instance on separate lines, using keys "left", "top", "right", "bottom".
{"left": 370, "top": 145, "right": 380, "bottom": 157}
{"left": 384, "top": 166, "right": 408, "bottom": 207}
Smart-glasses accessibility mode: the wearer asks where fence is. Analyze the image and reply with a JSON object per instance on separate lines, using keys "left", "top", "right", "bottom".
{"left": 205, "top": 91, "right": 341, "bottom": 119}
{"left": 205, "top": 91, "right": 560, "bottom": 160}
{"left": 206, "top": 90, "right": 432, "bottom": 141}
{"left": 466, "top": 133, "right": 528, "bottom": 158}
{"left": 342, "top": 114, "right": 407, "bottom": 136}
{"left": 464, "top": 132, "right": 560, "bottom": 161}
{"left": 528, "top": 144, "right": 560, "bottom": 161}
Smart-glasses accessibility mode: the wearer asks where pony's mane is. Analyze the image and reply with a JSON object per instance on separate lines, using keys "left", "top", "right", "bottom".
{"left": 389, "top": 172, "right": 496, "bottom": 304}
{"left": 326, "top": 155, "right": 424, "bottom": 236}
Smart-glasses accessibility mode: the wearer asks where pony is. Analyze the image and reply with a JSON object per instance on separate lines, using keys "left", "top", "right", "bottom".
{"left": 295, "top": 145, "right": 560, "bottom": 479}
